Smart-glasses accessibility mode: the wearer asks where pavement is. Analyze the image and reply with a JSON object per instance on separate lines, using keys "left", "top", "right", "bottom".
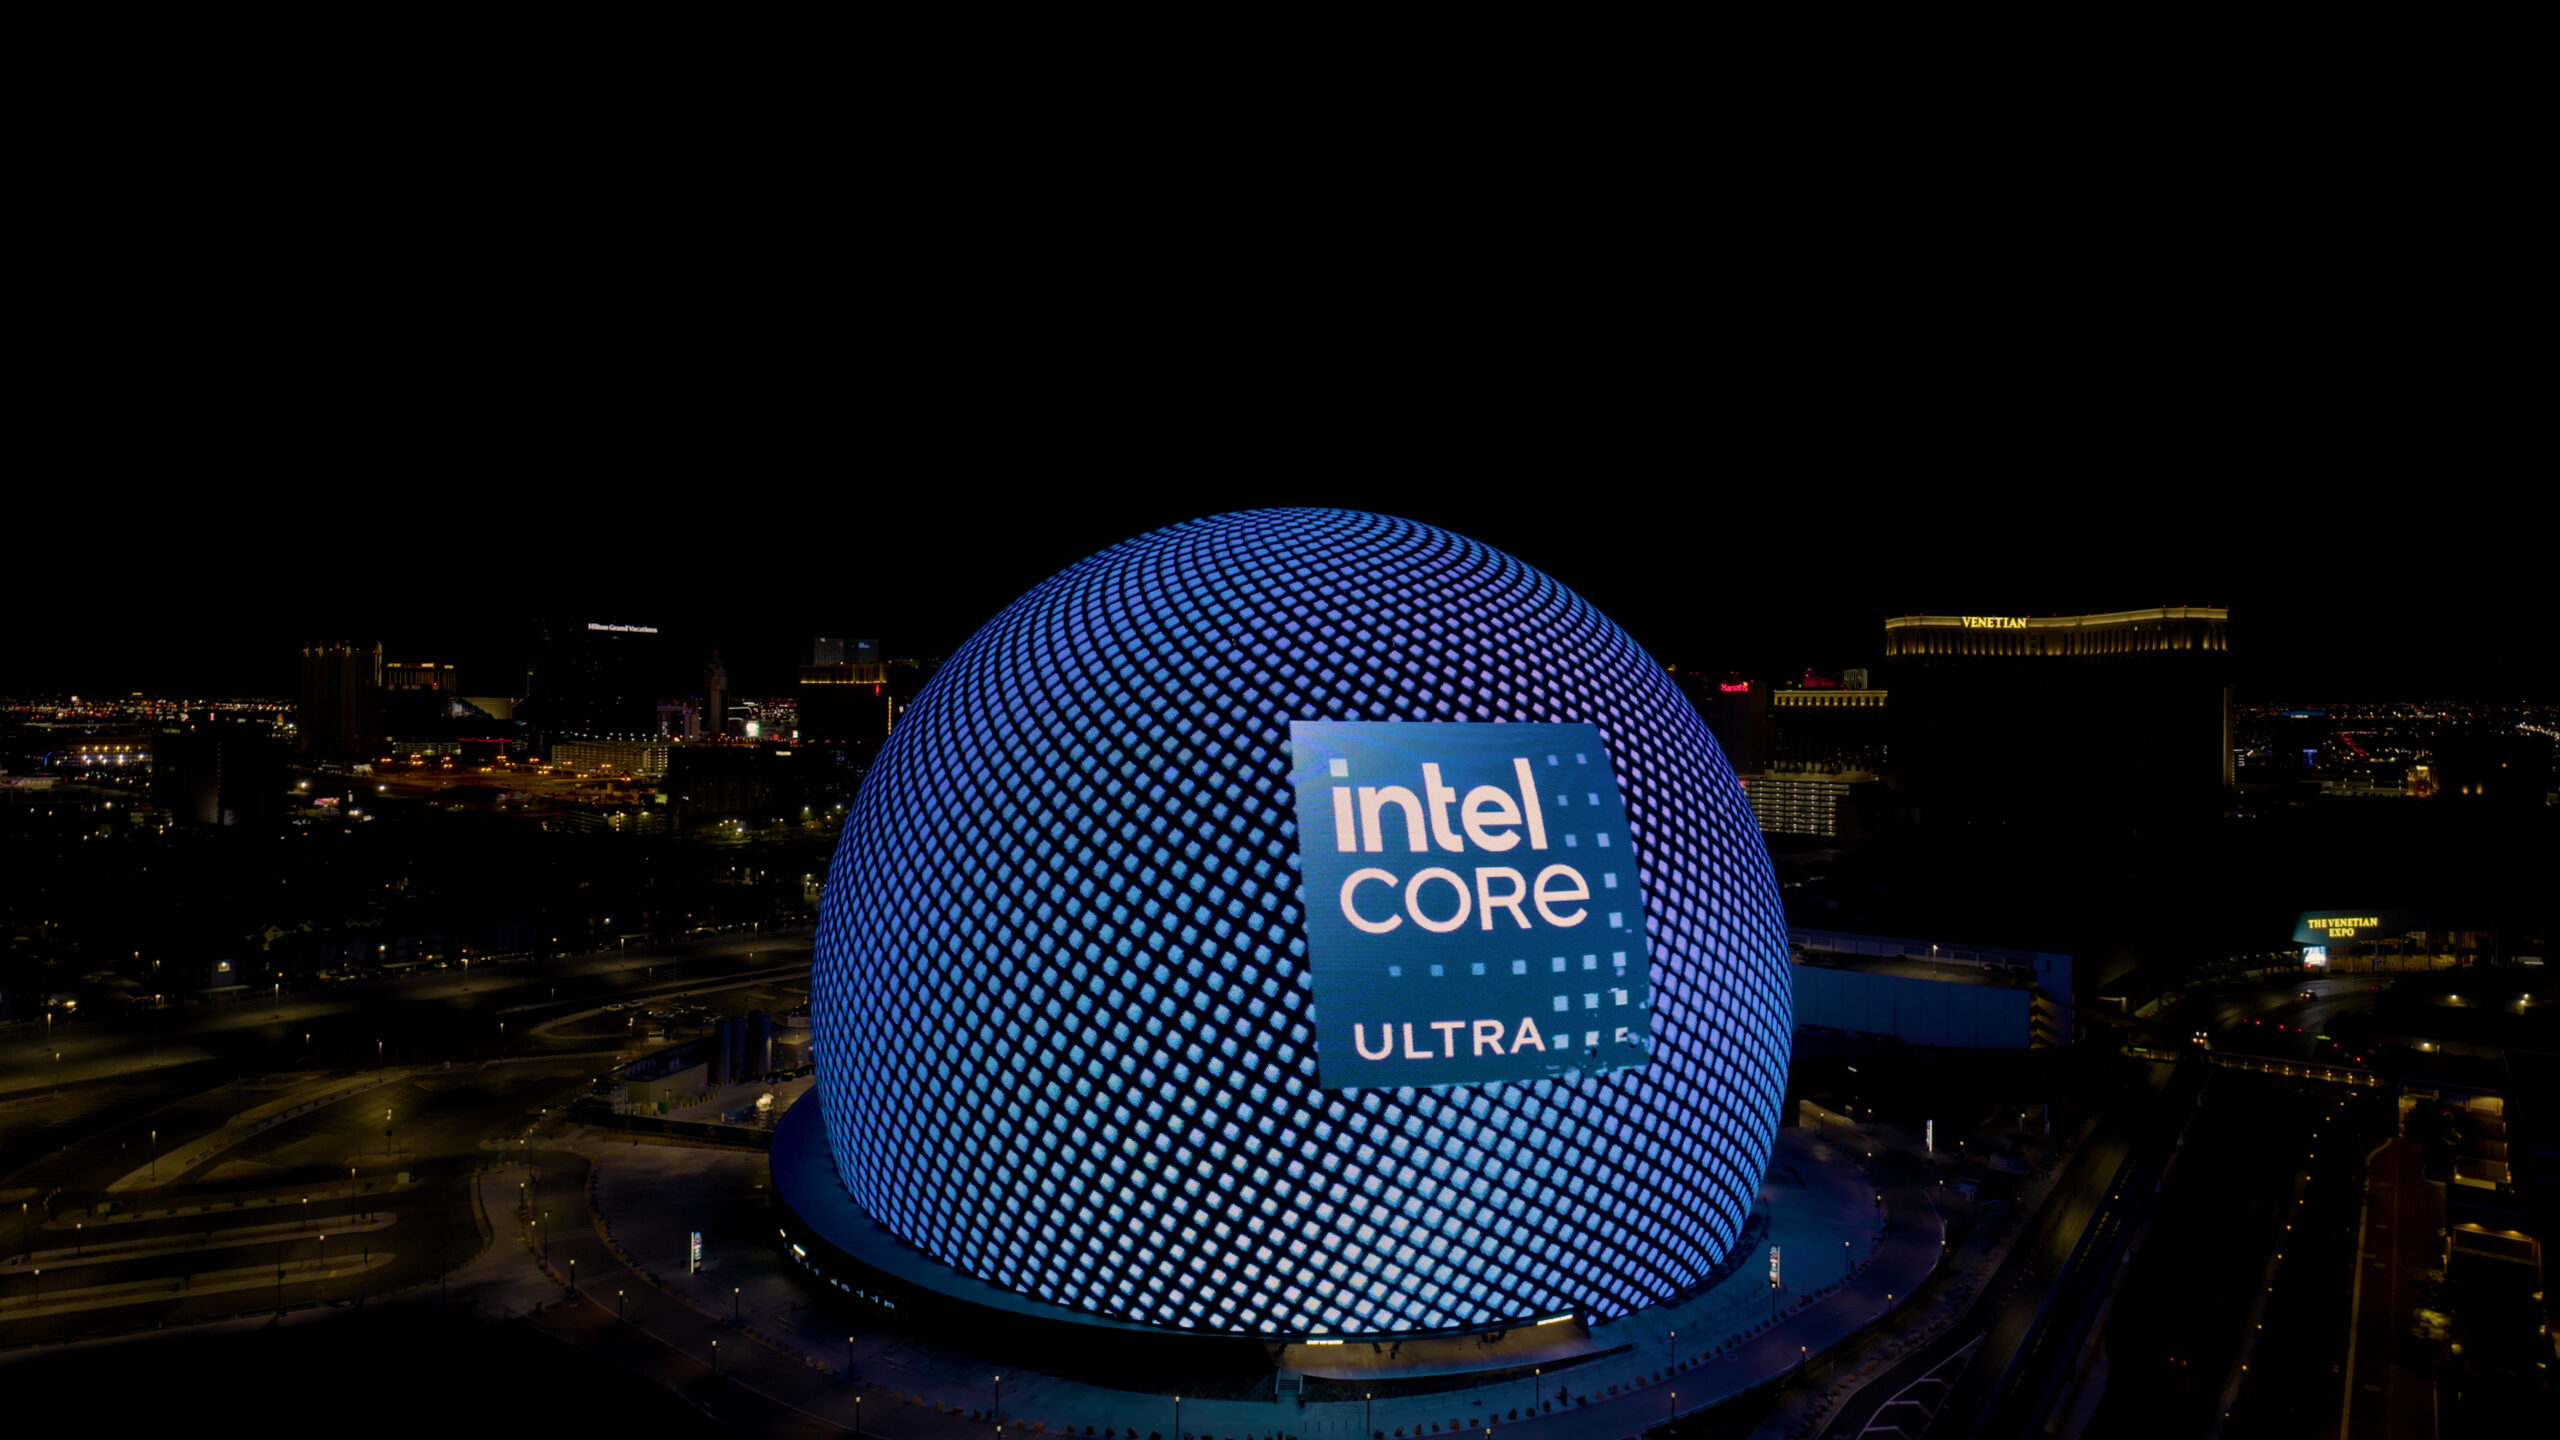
{"left": 102, "top": 1070, "right": 407, "bottom": 1192}
{"left": 0, "top": 929, "right": 811, "bottom": 1097}
{"left": 476, "top": 1105, "right": 1956, "bottom": 1440}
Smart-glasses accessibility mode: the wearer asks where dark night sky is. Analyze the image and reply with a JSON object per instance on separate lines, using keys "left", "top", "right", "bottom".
{"left": 7, "top": 167, "right": 2544, "bottom": 706}
{"left": 11, "top": 85, "right": 2543, "bottom": 708}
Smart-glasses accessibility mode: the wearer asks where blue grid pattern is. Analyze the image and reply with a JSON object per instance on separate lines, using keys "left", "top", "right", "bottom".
{"left": 810, "top": 509, "right": 1791, "bottom": 1337}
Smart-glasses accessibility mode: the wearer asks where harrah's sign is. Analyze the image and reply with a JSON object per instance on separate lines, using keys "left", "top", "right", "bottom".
{"left": 1289, "top": 721, "right": 1654, "bottom": 1090}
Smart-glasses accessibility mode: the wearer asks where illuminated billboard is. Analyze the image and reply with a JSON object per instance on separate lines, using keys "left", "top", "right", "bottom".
{"left": 2291, "top": 910, "right": 2428, "bottom": 944}
{"left": 1288, "top": 720, "right": 1653, "bottom": 1088}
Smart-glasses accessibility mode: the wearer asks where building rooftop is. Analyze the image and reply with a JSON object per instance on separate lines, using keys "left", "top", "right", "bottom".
{"left": 1789, "top": 950, "right": 2033, "bottom": 990}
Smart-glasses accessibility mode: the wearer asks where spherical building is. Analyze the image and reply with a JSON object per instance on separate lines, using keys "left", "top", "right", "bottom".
{"left": 806, "top": 509, "right": 1790, "bottom": 1340}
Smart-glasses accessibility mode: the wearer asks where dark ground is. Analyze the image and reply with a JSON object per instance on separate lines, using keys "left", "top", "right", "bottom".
{"left": 10, "top": 1301, "right": 730, "bottom": 1435}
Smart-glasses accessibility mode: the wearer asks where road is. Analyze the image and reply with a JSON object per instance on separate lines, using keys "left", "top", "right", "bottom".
{"left": 1808, "top": 1096, "right": 2138, "bottom": 1440}
{"left": 0, "top": 926, "right": 816, "bottom": 1350}
{"left": 0, "top": 926, "right": 811, "bottom": 1094}
{"left": 2343, "top": 1137, "right": 2438, "bottom": 1440}
{"left": 2077, "top": 1074, "right": 2331, "bottom": 1438}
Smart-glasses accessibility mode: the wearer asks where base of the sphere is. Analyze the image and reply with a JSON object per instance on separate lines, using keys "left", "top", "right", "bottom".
{"left": 771, "top": 1096, "right": 1280, "bottom": 1378}
{"left": 768, "top": 1098, "right": 1652, "bottom": 1387}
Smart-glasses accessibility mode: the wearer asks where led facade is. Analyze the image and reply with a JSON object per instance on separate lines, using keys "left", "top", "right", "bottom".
{"left": 810, "top": 509, "right": 1790, "bottom": 1337}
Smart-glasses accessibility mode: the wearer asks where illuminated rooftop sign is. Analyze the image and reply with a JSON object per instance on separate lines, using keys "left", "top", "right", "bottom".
{"left": 586, "top": 622, "right": 660, "bottom": 634}
{"left": 1289, "top": 721, "right": 1654, "bottom": 1089}
{"left": 2291, "top": 910, "right": 2428, "bottom": 944}
{"left": 1885, "top": 606, "right": 2229, "bottom": 631}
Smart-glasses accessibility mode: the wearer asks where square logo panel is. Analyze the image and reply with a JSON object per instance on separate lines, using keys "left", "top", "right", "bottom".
{"left": 1290, "top": 721, "right": 1655, "bottom": 1089}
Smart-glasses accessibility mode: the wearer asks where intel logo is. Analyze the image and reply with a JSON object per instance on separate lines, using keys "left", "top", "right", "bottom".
{"left": 1291, "top": 720, "right": 1654, "bottom": 1089}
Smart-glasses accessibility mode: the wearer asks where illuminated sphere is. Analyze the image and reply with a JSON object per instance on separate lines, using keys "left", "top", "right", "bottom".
{"left": 810, "top": 509, "right": 1790, "bottom": 1336}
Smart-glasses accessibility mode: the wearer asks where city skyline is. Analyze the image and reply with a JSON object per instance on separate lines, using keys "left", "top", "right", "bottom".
{"left": 9, "top": 492, "right": 2552, "bottom": 704}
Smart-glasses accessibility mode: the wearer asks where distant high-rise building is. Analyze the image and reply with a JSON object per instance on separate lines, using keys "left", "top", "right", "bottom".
{"left": 1713, "top": 675, "right": 1771, "bottom": 776}
{"left": 155, "top": 712, "right": 283, "bottom": 826}
{"left": 297, "top": 643, "right": 381, "bottom": 758}
{"left": 523, "top": 618, "right": 666, "bottom": 739}
{"left": 797, "top": 659, "right": 893, "bottom": 742}
{"left": 1883, "top": 606, "right": 2231, "bottom": 826}
{"left": 1741, "top": 772, "right": 1883, "bottom": 839}
{"left": 381, "top": 660, "right": 457, "bottom": 692}
{"left": 803, "top": 638, "right": 880, "bottom": 666}
{"left": 1769, "top": 686, "right": 1890, "bottom": 775}
{"left": 705, "top": 653, "right": 729, "bottom": 739}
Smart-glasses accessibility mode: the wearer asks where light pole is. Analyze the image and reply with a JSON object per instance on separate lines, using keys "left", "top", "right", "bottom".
{"left": 619, "top": 1289, "right": 627, "bottom": 1320}
{"left": 1365, "top": 1391, "right": 1373, "bottom": 1434}
{"left": 568, "top": 1258, "right": 576, "bottom": 1294}
{"left": 711, "top": 1339, "right": 719, "bottom": 1374}
{"left": 1173, "top": 1395, "right": 1180, "bottom": 1438}
{"left": 150, "top": 1129, "right": 157, "bottom": 1182}
{"left": 993, "top": 1374, "right": 1002, "bottom": 1423}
